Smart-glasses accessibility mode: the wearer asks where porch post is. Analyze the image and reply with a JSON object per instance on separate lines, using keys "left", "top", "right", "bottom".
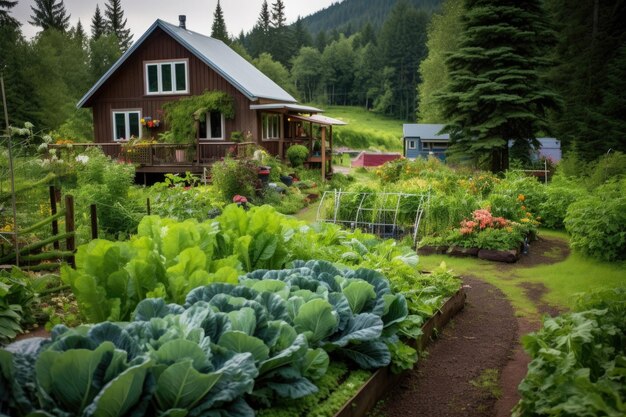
{"left": 321, "top": 126, "right": 327, "bottom": 181}
{"left": 279, "top": 113, "right": 285, "bottom": 159}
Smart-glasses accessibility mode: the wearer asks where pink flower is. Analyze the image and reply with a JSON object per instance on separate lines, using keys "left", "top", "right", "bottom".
{"left": 233, "top": 195, "right": 248, "bottom": 203}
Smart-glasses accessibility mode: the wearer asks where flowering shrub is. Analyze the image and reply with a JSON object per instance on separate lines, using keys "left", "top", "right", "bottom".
{"left": 440, "top": 208, "right": 531, "bottom": 251}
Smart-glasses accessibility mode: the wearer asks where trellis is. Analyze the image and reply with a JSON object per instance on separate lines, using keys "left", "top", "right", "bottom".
{"left": 316, "top": 190, "right": 430, "bottom": 245}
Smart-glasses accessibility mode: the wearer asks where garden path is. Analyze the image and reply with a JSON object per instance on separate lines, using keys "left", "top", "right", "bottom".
{"left": 378, "top": 236, "right": 570, "bottom": 417}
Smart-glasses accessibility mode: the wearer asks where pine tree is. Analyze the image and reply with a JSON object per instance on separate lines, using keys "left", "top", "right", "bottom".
{"left": 29, "top": 0, "right": 70, "bottom": 32}
{"left": 257, "top": 0, "right": 270, "bottom": 33}
{"left": 293, "top": 17, "right": 312, "bottom": 50}
{"left": 74, "top": 20, "right": 87, "bottom": 45}
{"left": 104, "top": 0, "right": 132, "bottom": 52}
{"left": 211, "top": 0, "right": 229, "bottom": 43}
{"left": 270, "top": 0, "right": 286, "bottom": 29}
{"left": 377, "top": 0, "right": 429, "bottom": 120}
{"left": 91, "top": 4, "right": 105, "bottom": 40}
{"left": 0, "top": 0, "right": 19, "bottom": 28}
{"left": 545, "top": 0, "right": 626, "bottom": 160}
{"left": 436, "top": 0, "right": 560, "bottom": 173}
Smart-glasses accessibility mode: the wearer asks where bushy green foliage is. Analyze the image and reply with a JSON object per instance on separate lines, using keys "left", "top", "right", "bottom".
{"left": 514, "top": 288, "right": 626, "bottom": 417}
{"left": 147, "top": 173, "right": 223, "bottom": 221}
{"left": 538, "top": 183, "right": 585, "bottom": 229}
{"left": 0, "top": 267, "right": 39, "bottom": 345}
{"left": 586, "top": 151, "right": 626, "bottom": 190}
{"left": 71, "top": 148, "right": 141, "bottom": 239}
{"left": 564, "top": 180, "right": 626, "bottom": 261}
{"left": 162, "top": 91, "right": 235, "bottom": 144}
{"left": 210, "top": 157, "right": 259, "bottom": 202}
{"left": 286, "top": 144, "right": 309, "bottom": 167}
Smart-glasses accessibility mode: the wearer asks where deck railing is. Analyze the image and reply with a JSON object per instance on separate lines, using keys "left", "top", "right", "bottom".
{"left": 48, "top": 141, "right": 259, "bottom": 166}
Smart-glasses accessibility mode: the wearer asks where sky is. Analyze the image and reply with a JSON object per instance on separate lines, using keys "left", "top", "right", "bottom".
{"left": 12, "top": 0, "right": 340, "bottom": 40}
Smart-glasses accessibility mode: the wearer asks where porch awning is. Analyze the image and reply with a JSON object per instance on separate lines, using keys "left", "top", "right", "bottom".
{"left": 287, "top": 113, "right": 348, "bottom": 126}
{"left": 249, "top": 103, "right": 323, "bottom": 113}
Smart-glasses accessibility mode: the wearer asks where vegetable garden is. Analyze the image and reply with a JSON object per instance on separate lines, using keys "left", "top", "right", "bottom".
{"left": 1, "top": 136, "right": 625, "bottom": 416}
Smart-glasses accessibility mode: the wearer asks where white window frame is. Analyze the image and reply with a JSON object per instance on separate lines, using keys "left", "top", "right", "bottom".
{"left": 144, "top": 59, "right": 189, "bottom": 95}
{"left": 112, "top": 109, "right": 142, "bottom": 141}
{"left": 199, "top": 111, "right": 225, "bottom": 141}
{"left": 407, "top": 140, "right": 416, "bottom": 150}
{"left": 262, "top": 113, "right": 281, "bottom": 141}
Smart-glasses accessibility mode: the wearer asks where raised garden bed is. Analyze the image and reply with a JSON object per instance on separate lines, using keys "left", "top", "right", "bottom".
{"left": 333, "top": 288, "right": 467, "bottom": 417}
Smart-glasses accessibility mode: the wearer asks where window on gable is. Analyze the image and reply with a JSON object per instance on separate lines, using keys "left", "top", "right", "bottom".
{"left": 112, "top": 110, "right": 141, "bottom": 141}
{"left": 407, "top": 140, "right": 416, "bottom": 149}
{"left": 262, "top": 113, "right": 281, "bottom": 140}
{"left": 198, "top": 111, "right": 225, "bottom": 140}
{"left": 145, "top": 60, "right": 188, "bottom": 95}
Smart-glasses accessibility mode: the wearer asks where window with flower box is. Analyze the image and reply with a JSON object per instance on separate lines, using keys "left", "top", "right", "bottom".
{"left": 112, "top": 110, "right": 141, "bottom": 141}
{"left": 145, "top": 60, "right": 188, "bottom": 95}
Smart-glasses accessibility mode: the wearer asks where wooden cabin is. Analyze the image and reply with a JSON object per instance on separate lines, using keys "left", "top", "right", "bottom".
{"left": 76, "top": 16, "right": 345, "bottom": 179}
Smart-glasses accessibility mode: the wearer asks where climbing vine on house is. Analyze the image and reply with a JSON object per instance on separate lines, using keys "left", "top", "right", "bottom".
{"left": 162, "top": 91, "right": 235, "bottom": 143}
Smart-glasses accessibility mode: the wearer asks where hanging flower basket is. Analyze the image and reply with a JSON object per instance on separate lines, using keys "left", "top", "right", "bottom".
{"left": 141, "top": 116, "right": 160, "bottom": 129}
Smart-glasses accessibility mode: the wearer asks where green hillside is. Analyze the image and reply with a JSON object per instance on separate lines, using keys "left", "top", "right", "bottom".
{"left": 322, "top": 105, "right": 404, "bottom": 152}
{"left": 300, "top": 0, "right": 442, "bottom": 35}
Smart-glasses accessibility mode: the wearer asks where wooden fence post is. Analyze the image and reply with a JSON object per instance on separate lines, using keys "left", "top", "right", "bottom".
{"left": 65, "top": 195, "right": 75, "bottom": 266}
{"left": 90, "top": 204, "right": 98, "bottom": 239}
{"left": 49, "top": 186, "right": 60, "bottom": 250}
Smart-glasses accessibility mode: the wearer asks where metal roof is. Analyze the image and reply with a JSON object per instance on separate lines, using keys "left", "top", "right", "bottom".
{"left": 250, "top": 103, "right": 323, "bottom": 113}
{"left": 77, "top": 19, "right": 296, "bottom": 108}
{"left": 288, "top": 114, "right": 348, "bottom": 126}
{"left": 403, "top": 124, "right": 449, "bottom": 140}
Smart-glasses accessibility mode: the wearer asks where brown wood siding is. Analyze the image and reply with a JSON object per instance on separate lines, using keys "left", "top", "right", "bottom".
{"left": 87, "top": 27, "right": 258, "bottom": 143}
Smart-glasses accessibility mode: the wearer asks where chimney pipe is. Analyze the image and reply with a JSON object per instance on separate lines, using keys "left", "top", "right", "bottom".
{"left": 179, "top": 15, "right": 186, "bottom": 29}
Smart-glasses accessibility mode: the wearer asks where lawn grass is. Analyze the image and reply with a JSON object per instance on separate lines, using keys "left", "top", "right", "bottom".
{"left": 321, "top": 105, "right": 404, "bottom": 152}
{"left": 418, "top": 230, "right": 626, "bottom": 320}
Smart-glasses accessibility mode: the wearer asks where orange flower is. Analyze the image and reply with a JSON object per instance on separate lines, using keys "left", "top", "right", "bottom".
{"left": 517, "top": 194, "right": 525, "bottom": 202}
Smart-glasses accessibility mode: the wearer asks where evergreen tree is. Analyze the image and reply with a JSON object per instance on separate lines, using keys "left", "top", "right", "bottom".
{"left": 89, "top": 33, "right": 121, "bottom": 83}
{"left": 417, "top": 0, "right": 463, "bottom": 122}
{"left": 0, "top": 26, "right": 40, "bottom": 128}
{"left": 73, "top": 20, "right": 87, "bottom": 45}
{"left": 377, "top": 0, "right": 429, "bottom": 120}
{"left": 29, "top": 0, "right": 70, "bottom": 32}
{"left": 315, "top": 30, "right": 327, "bottom": 52}
{"left": 0, "top": 0, "right": 19, "bottom": 28}
{"left": 436, "top": 0, "right": 560, "bottom": 173}
{"left": 293, "top": 17, "right": 312, "bottom": 50}
{"left": 211, "top": 0, "right": 229, "bottom": 42}
{"left": 258, "top": 0, "right": 271, "bottom": 32}
{"left": 546, "top": 0, "right": 626, "bottom": 160}
{"left": 247, "top": 1, "right": 271, "bottom": 57}
{"left": 270, "top": 0, "right": 286, "bottom": 29}
{"left": 267, "top": 0, "right": 294, "bottom": 67}
{"left": 91, "top": 4, "right": 105, "bottom": 40}
{"left": 353, "top": 22, "right": 377, "bottom": 48}
{"left": 104, "top": 0, "right": 132, "bottom": 52}
{"left": 600, "top": 43, "right": 626, "bottom": 154}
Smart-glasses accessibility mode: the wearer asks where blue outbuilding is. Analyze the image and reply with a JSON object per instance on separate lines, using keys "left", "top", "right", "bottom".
{"left": 402, "top": 124, "right": 561, "bottom": 162}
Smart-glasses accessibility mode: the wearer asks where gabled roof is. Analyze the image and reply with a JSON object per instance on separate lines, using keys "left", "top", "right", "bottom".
{"left": 77, "top": 19, "right": 296, "bottom": 108}
{"left": 403, "top": 124, "right": 449, "bottom": 140}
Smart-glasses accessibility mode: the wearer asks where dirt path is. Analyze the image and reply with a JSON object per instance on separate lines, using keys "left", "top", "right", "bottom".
{"left": 379, "top": 235, "right": 570, "bottom": 417}
{"left": 380, "top": 276, "right": 517, "bottom": 417}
